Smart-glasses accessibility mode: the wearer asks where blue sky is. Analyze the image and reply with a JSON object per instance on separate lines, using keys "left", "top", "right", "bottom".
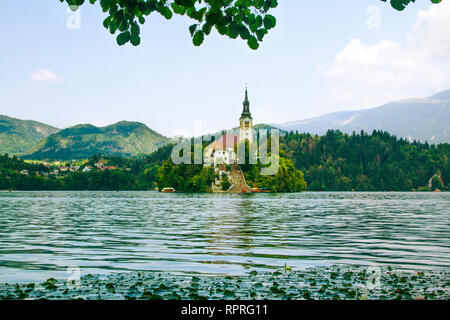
{"left": 1, "top": 0, "right": 449, "bottom": 137}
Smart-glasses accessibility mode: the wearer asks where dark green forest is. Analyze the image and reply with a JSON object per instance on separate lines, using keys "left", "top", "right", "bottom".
{"left": 0, "top": 130, "right": 448, "bottom": 192}
{"left": 282, "top": 130, "right": 449, "bottom": 191}
{"left": 0, "top": 144, "right": 172, "bottom": 191}
{"left": 156, "top": 158, "right": 215, "bottom": 193}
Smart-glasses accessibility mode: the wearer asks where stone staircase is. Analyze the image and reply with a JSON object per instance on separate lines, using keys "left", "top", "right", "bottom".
{"left": 228, "top": 163, "right": 252, "bottom": 193}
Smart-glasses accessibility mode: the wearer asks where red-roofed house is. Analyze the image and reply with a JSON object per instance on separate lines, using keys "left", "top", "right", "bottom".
{"left": 204, "top": 134, "right": 239, "bottom": 167}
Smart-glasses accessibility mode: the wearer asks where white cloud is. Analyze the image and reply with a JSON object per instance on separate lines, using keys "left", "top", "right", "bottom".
{"left": 318, "top": 1, "right": 450, "bottom": 108}
{"left": 31, "top": 69, "right": 63, "bottom": 83}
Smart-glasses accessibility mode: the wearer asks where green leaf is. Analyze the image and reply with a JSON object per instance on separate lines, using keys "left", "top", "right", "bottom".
{"left": 189, "top": 24, "right": 197, "bottom": 37}
{"left": 130, "top": 34, "right": 141, "bottom": 46}
{"left": 228, "top": 22, "right": 240, "bottom": 39}
{"left": 116, "top": 31, "right": 131, "bottom": 46}
{"left": 192, "top": 30, "right": 204, "bottom": 46}
{"left": 109, "top": 20, "right": 118, "bottom": 34}
{"left": 256, "top": 28, "right": 268, "bottom": 41}
{"left": 202, "top": 23, "right": 213, "bottom": 36}
{"left": 171, "top": 3, "right": 182, "bottom": 14}
{"left": 103, "top": 16, "right": 112, "bottom": 29}
{"left": 100, "top": 0, "right": 110, "bottom": 12}
{"left": 131, "top": 24, "right": 140, "bottom": 35}
{"left": 215, "top": 23, "right": 227, "bottom": 35}
{"left": 263, "top": 14, "right": 276, "bottom": 29}
{"left": 255, "top": 15, "right": 263, "bottom": 29}
{"left": 239, "top": 26, "right": 251, "bottom": 40}
{"left": 175, "top": 0, "right": 196, "bottom": 6}
{"left": 118, "top": 21, "right": 129, "bottom": 32}
{"left": 196, "top": 8, "right": 207, "bottom": 21}
{"left": 248, "top": 36, "right": 259, "bottom": 50}
{"left": 269, "top": 0, "right": 278, "bottom": 8}
{"left": 160, "top": 6, "right": 173, "bottom": 20}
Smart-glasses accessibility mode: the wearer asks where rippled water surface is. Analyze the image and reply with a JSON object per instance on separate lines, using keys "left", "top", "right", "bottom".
{"left": 0, "top": 191, "right": 449, "bottom": 282}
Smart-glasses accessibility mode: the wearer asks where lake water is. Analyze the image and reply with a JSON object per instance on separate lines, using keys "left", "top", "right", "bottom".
{"left": 0, "top": 191, "right": 449, "bottom": 283}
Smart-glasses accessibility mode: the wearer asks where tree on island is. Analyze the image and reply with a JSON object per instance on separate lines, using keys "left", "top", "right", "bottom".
{"left": 59, "top": 0, "right": 442, "bottom": 49}
{"left": 220, "top": 173, "right": 231, "bottom": 191}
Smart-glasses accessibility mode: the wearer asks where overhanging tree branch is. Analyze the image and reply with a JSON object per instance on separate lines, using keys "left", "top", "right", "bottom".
{"left": 60, "top": 0, "right": 443, "bottom": 49}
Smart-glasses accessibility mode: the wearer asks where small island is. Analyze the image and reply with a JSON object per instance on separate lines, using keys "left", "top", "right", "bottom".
{"left": 156, "top": 89, "right": 307, "bottom": 193}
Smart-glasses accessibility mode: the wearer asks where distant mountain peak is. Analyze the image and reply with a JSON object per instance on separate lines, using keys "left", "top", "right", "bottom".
{"left": 429, "top": 89, "right": 450, "bottom": 101}
{"left": 394, "top": 98, "right": 443, "bottom": 104}
{"left": 276, "top": 89, "right": 450, "bottom": 143}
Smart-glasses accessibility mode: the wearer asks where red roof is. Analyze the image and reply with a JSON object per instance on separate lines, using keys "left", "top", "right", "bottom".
{"left": 219, "top": 134, "right": 239, "bottom": 148}
{"left": 205, "top": 134, "right": 239, "bottom": 151}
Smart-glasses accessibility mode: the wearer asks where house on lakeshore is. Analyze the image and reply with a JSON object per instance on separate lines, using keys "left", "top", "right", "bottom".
{"left": 70, "top": 166, "right": 80, "bottom": 172}
{"left": 204, "top": 88, "right": 254, "bottom": 168}
{"left": 95, "top": 161, "right": 105, "bottom": 169}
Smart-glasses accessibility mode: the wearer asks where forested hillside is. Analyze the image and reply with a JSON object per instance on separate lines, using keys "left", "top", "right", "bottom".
{"left": 0, "top": 115, "right": 59, "bottom": 156}
{"left": 281, "top": 130, "right": 449, "bottom": 191}
{"left": 1, "top": 130, "right": 448, "bottom": 192}
{"left": 24, "top": 121, "right": 168, "bottom": 160}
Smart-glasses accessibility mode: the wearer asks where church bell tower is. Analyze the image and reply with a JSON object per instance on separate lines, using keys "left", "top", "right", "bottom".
{"left": 239, "top": 87, "right": 253, "bottom": 143}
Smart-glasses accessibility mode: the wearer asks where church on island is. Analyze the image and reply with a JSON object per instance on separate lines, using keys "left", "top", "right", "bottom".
{"left": 204, "top": 88, "right": 253, "bottom": 167}
{"left": 203, "top": 88, "right": 254, "bottom": 193}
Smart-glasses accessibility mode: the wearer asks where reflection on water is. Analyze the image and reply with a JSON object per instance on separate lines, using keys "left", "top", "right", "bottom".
{"left": 0, "top": 191, "right": 449, "bottom": 282}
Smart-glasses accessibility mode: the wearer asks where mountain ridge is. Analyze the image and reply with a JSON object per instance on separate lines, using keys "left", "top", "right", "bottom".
{"left": 2, "top": 89, "right": 449, "bottom": 159}
{"left": 0, "top": 115, "right": 60, "bottom": 156}
{"left": 23, "top": 121, "right": 168, "bottom": 160}
{"left": 430, "top": 89, "right": 450, "bottom": 101}
{"left": 276, "top": 89, "right": 450, "bottom": 144}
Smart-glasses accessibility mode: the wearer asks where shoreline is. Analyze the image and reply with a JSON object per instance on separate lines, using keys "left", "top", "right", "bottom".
{"left": 1, "top": 190, "right": 448, "bottom": 193}
{"left": 1, "top": 266, "right": 448, "bottom": 300}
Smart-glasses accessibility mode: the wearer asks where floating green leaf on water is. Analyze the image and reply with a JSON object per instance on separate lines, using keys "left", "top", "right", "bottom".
{"left": 105, "top": 283, "right": 115, "bottom": 293}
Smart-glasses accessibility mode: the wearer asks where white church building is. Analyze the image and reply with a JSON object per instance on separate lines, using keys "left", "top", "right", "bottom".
{"left": 204, "top": 88, "right": 254, "bottom": 167}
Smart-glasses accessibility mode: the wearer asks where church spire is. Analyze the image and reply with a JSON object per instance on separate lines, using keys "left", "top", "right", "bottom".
{"left": 241, "top": 86, "right": 252, "bottom": 119}
{"left": 239, "top": 86, "right": 253, "bottom": 142}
